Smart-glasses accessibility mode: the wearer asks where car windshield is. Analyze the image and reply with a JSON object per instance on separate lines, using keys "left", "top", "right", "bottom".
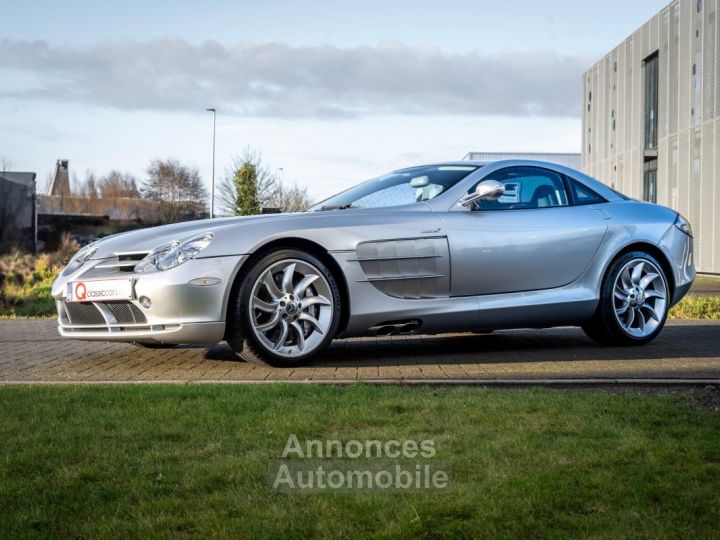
{"left": 310, "top": 165, "right": 479, "bottom": 211}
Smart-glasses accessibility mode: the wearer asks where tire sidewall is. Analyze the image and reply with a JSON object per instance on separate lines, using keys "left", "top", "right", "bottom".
{"left": 236, "top": 249, "right": 341, "bottom": 365}
{"left": 601, "top": 251, "right": 669, "bottom": 344}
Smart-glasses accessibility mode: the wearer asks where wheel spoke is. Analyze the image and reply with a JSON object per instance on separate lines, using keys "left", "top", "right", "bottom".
{"left": 300, "top": 295, "right": 331, "bottom": 309}
{"left": 263, "top": 271, "right": 283, "bottom": 300}
{"left": 620, "top": 268, "right": 632, "bottom": 290}
{"left": 281, "top": 263, "right": 296, "bottom": 294}
{"left": 299, "top": 312, "right": 324, "bottom": 335}
{"left": 616, "top": 301, "right": 630, "bottom": 315}
{"left": 644, "top": 289, "right": 666, "bottom": 300}
{"left": 630, "top": 262, "right": 644, "bottom": 287}
{"left": 256, "top": 311, "right": 280, "bottom": 332}
{"left": 625, "top": 307, "right": 635, "bottom": 327}
{"left": 640, "top": 303, "right": 660, "bottom": 322}
{"left": 638, "top": 273, "right": 659, "bottom": 292}
{"left": 273, "top": 320, "right": 289, "bottom": 350}
{"left": 252, "top": 296, "right": 276, "bottom": 313}
{"left": 614, "top": 286, "right": 627, "bottom": 301}
{"left": 291, "top": 321, "right": 305, "bottom": 352}
{"left": 293, "top": 274, "right": 319, "bottom": 297}
{"left": 636, "top": 308, "right": 646, "bottom": 330}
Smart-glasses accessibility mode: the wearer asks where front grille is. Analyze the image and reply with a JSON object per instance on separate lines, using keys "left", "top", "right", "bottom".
{"left": 87, "top": 252, "right": 149, "bottom": 275}
{"left": 64, "top": 302, "right": 105, "bottom": 325}
{"left": 62, "top": 300, "right": 147, "bottom": 325}
{"left": 105, "top": 302, "right": 147, "bottom": 324}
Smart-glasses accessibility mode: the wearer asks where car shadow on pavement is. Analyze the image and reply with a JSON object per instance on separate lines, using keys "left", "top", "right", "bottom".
{"left": 202, "top": 322, "right": 719, "bottom": 366}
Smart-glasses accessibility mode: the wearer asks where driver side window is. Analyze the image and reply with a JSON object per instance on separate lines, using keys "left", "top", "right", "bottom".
{"left": 471, "top": 166, "right": 569, "bottom": 211}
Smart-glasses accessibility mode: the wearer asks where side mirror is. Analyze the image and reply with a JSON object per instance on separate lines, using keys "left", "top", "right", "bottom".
{"left": 409, "top": 175, "right": 429, "bottom": 188}
{"left": 459, "top": 180, "right": 505, "bottom": 207}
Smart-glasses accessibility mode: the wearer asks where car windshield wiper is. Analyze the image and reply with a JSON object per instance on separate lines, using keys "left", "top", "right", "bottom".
{"left": 318, "top": 204, "right": 360, "bottom": 211}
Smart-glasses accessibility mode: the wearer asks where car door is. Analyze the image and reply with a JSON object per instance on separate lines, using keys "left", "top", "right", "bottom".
{"left": 440, "top": 166, "right": 609, "bottom": 296}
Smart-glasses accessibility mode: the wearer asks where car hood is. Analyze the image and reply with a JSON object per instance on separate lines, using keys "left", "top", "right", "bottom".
{"left": 88, "top": 213, "right": 302, "bottom": 259}
{"left": 85, "top": 204, "right": 433, "bottom": 260}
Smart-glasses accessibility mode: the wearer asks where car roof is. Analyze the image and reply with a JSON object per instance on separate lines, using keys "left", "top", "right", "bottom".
{"left": 394, "top": 159, "right": 624, "bottom": 203}
{"left": 397, "top": 159, "right": 573, "bottom": 169}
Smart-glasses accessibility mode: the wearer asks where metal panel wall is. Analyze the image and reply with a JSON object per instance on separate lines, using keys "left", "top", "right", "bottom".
{"left": 582, "top": 0, "right": 720, "bottom": 273}
{"left": 703, "top": 0, "right": 717, "bottom": 120}
{"left": 701, "top": 123, "right": 715, "bottom": 270}
{"left": 689, "top": 127, "right": 703, "bottom": 267}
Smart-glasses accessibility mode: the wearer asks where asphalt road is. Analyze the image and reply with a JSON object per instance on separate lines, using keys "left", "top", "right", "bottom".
{"left": 0, "top": 319, "right": 719, "bottom": 383}
{"left": 691, "top": 275, "right": 720, "bottom": 295}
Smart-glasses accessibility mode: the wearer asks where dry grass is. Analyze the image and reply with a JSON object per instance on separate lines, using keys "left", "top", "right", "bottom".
{"left": 669, "top": 295, "right": 720, "bottom": 319}
{"left": 0, "top": 234, "right": 78, "bottom": 318}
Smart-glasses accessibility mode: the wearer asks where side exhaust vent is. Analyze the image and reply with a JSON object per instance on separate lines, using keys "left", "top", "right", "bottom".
{"left": 369, "top": 319, "right": 422, "bottom": 336}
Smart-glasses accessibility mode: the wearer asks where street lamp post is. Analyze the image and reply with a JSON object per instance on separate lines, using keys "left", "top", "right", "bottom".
{"left": 206, "top": 108, "right": 216, "bottom": 218}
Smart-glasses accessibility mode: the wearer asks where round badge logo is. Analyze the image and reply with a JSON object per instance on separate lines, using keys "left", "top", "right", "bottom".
{"left": 75, "top": 282, "right": 87, "bottom": 301}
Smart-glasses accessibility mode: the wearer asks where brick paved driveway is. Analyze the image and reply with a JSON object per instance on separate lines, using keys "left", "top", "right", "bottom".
{"left": 0, "top": 319, "right": 719, "bottom": 383}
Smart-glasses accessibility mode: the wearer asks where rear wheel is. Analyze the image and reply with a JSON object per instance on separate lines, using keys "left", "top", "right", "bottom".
{"left": 583, "top": 251, "right": 669, "bottom": 345}
{"left": 226, "top": 249, "right": 342, "bottom": 367}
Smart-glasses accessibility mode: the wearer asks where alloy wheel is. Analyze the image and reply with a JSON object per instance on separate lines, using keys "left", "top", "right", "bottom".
{"left": 612, "top": 258, "right": 667, "bottom": 338}
{"left": 248, "top": 259, "right": 334, "bottom": 358}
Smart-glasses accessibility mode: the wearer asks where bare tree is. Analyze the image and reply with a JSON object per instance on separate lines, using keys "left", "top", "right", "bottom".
{"left": 75, "top": 171, "right": 99, "bottom": 199}
{"left": 269, "top": 182, "right": 313, "bottom": 212}
{"left": 218, "top": 148, "right": 280, "bottom": 215}
{"left": 0, "top": 157, "right": 11, "bottom": 175}
{"left": 143, "top": 159, "right": 208, "bottom": 223}
{"left": 98, "top": 171, "right": 140, "bottom": 199}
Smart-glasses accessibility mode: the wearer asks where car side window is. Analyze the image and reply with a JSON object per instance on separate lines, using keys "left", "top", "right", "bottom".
{"left": 568, "top": 177, "right": 607, "bottom": 205}
{"left": 470, "top": 166, "right": 569, "bottom": 211}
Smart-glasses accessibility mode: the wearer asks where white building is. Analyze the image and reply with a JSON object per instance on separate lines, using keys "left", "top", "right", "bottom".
{"left": 583, "top": 0, "right": 720, "bottom": 273}
{"left": 462, "top": 152, "right": 581, "bottom": 169}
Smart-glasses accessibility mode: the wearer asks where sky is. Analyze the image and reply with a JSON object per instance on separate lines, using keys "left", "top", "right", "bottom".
{"left": 0, "top": 0, "right": 669, "bottom": 202}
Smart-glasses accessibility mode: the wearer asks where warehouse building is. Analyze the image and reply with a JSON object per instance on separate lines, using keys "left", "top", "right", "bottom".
{"left": 463, "top": 152, "right": 581, "bottom": 169}
{"left": 582, "top": 0, "right": 720, "bottom": 273}
{"left": 0, "top": 171, "right": 37, "bottom": 253}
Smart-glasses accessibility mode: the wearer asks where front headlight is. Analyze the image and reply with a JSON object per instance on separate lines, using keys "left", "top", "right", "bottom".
{"left": 674, "top": 214, "right": 693, "bottom": 237}
{"left": 158, "top": 233, "right": 214, "bottom": 270}
{"left": 61, "top": 242, "right": 98, "bottom": 276}
{"left": 134, "top": 241, "right": 180, "bottom": 273}
{"left": 134, "top": 233, "right": 213, "bottom": 273}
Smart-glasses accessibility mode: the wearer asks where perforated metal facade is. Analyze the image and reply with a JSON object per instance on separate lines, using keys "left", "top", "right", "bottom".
{"left": 462, "top": 152, "right": 581, "bottom": 169}
{"left": 583, "top": 0, "right": 720, "bottom": 273}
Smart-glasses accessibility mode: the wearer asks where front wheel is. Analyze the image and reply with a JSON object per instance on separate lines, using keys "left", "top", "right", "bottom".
{"left": 583, "top": 251, "right": 669, "bottom": 346}
{"left": 226, "top": 249, "right": 342, "bottom": 367}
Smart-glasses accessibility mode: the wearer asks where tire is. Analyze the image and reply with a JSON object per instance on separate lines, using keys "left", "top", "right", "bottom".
{"left": 582, "top": 251, "right": 670, "bottom": 346}
{"left": 226, "top": 249, "right": 342, "bottom": 367}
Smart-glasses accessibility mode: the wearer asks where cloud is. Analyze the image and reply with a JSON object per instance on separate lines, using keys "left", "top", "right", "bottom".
{"left": 0, "top": 38, "right": 589, "bottom": 118}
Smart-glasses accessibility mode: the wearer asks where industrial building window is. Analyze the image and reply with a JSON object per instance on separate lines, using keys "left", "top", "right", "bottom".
{"left": 643, "top": 160, "right": 658, "bottom": 204}
{"left": 643, "top": 53, "right": 659, "bottom": 150}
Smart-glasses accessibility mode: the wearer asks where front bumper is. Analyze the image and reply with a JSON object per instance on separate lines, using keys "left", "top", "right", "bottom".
{"left": 52, "top": 255, "right": 247, "bottom": 344}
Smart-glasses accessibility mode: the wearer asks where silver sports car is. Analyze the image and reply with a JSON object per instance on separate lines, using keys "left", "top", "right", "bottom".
{"left": 52, "top": 160, "right": 695, "bottom": 366}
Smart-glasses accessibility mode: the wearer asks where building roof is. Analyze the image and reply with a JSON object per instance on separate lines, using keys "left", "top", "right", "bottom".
{"left": 462, "top": 152, "right": 581, "bottom": 169}
{"left": 0, "top": 172, "right": 37, "bottom": 188}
